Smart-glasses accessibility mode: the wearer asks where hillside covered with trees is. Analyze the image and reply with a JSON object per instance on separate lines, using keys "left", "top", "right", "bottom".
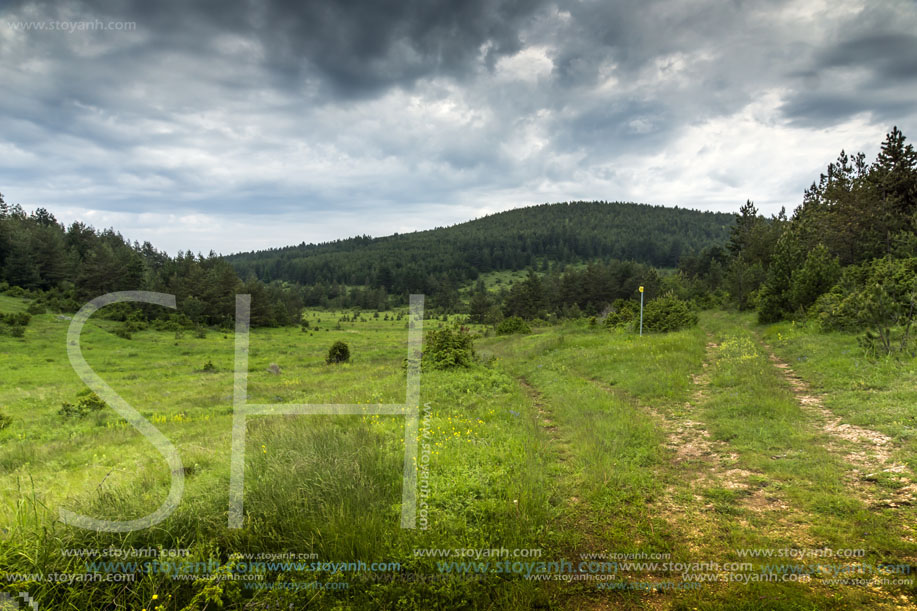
{"left": 225, "top": 201, "right": 735, "bottom": 289}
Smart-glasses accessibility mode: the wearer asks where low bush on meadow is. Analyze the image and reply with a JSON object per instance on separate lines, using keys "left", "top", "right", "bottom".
{"left": 495, "top": 316, "right": 530, "bottom": 335}
{"left": 58, "top": 390, "right": 107, "bottom": 418}
{"left": 423, "top": 324, "right": 475, "bottom": 369}
{"left": 641, "top": 292, "right": 699, "bottom": 333}
{"left": 0, "top": 312, "right": 31, "bottom": 337}
{"left": 326, "top": 340, "right": 351, "bottom": 364}
{"left": 603, "top": 299, "right": 638, "bottom": 328}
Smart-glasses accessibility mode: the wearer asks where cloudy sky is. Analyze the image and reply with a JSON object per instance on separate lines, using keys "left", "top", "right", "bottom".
{"left": 1, "top": 0, "right": 916, "bottom": 254}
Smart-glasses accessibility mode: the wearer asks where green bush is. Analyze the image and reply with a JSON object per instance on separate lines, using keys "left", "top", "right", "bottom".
{"left": 423, "top": 324, "right": 475, "bottom": 370}
{"left": 326, "top": 341, "right": 351, "bottom": 364}
{"left": 121, "top": 310, "right": 148, "bottom": 333}
{"left": 640, "top": 292, "right": 699, "bottom": 333}
{"left": 0, "top": 412, "right": 12, "bottom": 430}
{"left": 25, "top": 301, "right": 45, "bottom": 315}
{"left": 0, "top": 312, "right": 30, "bottom": 337}
{"left": 0, "top": 312, "right": 31, "bottom": 326}
{"left": 0, "top": 324, "right": 25, "bottom": 338}
{"left": 59, "top": 391, "right": 107, "bottom": 418}
{"left": 604, "top": 299, "right": 638, "bottom": 328}
{"left": 789, "top": 244, "right": 841, "bottom": 313}
{"left": 151, "top": 312, "right": 195, "bottom": 332}
{"left": 495, "top": 316, "right": 530, "bottom": 335}
{"left": 813, "top": 265, "right": 869, "bottom": 332}
{"left": 815, "top": 257, "right": 917, "bottom": 355}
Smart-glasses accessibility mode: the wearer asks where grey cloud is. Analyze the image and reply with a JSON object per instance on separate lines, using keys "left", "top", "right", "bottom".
{"left": 4, "top": 0, "right": 550, "bottom": 97}
{"left": 821, "top": 33, "right": 917, "bottom": 80}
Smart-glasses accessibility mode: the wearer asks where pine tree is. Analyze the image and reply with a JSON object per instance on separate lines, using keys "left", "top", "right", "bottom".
{"left": 728, "top": 200, "right": 759, "bottom": 257}
{"left": 468, "top": 280, "right": 490, "bottom": 323}
{"left": 871, "top": 126, "right": 917, "bottom": 245}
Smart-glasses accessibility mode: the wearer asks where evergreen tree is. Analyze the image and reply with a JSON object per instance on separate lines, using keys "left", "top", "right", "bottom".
{"left": 468, "top": 280, "right": 490, "bottom": 323}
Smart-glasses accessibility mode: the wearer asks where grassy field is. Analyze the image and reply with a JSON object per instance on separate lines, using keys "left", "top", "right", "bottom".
{"left": 1, "top": 295, "right": 916, "bottom": 609}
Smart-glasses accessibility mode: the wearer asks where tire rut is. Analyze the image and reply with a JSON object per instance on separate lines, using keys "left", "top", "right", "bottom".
{"left": 763, "top": 345, "right": 917, "bottom": 509}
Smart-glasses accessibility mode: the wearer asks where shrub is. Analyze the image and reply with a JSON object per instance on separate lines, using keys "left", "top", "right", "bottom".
{"left": 59, "top": 391, "right": 107, "bottom": 418}
{"left": 26, "top": 301, "right": 45, "bottom": 315}
{"left": 0, "top": 412, "right": 11, "bottom": 430}
{"left": 789, "top": 244, "right": 841, "bottom": 313}
{"left": 814, "top": 257, "right": 917, "bottom": 355}
{"left": 1, "top": 325, "right": 25, "bottom": 338}
{"left": 151, "top": 312, "right": 195, "bottom": 332}
{"left": 495, "top": 316, "right": 530, "bottom": 335}
{"left": 124, "top": 310, "right": 148, "bottom": 332}
{"left": 326, "top": 341, "right": 350, "bottom": 364}
{"left": 855, "top": 257, "right": 917, "bottom": 356}
{"left": 813, "top": 266, "right": 868, "bottom": 332}
{"left": 423, "top": 324, "right": 475, "bottom": 370}
{"left": 604, "top": 299, "right": 637, "bottom": 328}
{"left": 114, "top": 325, "right": 132, "bottom": 340}
{"left": 641, "top": 292, "right": 699, "bottom": 333}
{"left": 201, "top": 359, "right": 216, "bottom": 372}
{"left": 0, "top": 312, "right": 31, "bottom": 326}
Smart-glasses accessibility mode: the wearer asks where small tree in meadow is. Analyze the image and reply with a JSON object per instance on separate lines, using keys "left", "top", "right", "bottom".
{"left": 326, "top": 341, "right": 351, "bottom": 364}
{"left": 423, "top": 324, "right": 475, "bottom": 370}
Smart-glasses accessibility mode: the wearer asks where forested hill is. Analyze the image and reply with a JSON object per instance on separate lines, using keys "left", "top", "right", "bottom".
{"left": 226, "top": 201, "right": 734, "bottom": 290}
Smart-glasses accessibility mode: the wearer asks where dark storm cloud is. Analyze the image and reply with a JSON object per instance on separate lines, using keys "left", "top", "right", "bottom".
{"left": 776, "top": 1, "right": 917, "bottom": 126}
{"left": 822, "top": 33, "right": 917, "bottom": 80}
{"left": 4, "top": 0, "right": 549, "bottom": 97}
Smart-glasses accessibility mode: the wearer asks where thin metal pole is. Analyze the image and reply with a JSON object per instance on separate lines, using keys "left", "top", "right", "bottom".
{"left": 639, "top": 291, "right": 644, "bottom": 336}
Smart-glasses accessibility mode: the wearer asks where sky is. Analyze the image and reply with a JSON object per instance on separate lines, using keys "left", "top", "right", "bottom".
{"left": 1, "top": 0, "right": 916, "bottom": 255}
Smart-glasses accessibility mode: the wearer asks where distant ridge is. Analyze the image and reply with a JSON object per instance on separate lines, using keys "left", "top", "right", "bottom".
{"left": 225, "top": 201, "right": 735, "bottom": 290}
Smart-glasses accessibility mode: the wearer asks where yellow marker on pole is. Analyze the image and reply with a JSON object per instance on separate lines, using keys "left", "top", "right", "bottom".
{"left": 638, "top": 286, "right": 644, "bottom": 336}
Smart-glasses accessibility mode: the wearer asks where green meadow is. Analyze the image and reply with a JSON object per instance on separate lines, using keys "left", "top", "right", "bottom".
{"left": 1, "top": 295, "right": 917, "bottom": 610}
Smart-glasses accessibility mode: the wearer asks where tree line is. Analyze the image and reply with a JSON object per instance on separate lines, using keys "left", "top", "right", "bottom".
{"left": 0, "top": 199, "right": 301, "bottom": 327}
{"left": 679, "top": 127, "right": 917, "bottom": 354}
